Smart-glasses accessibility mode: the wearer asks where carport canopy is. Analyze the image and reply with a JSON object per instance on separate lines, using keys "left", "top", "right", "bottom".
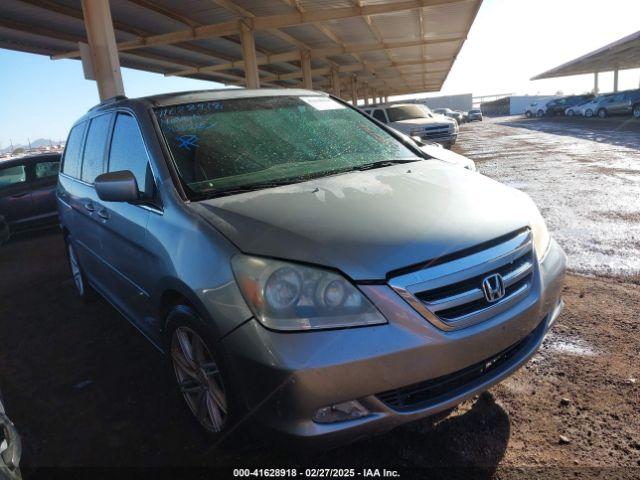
{"left": 0, "top": 0, "right": 482, "bottom": 103}
{"left": 532, "top": 30, "right": 640, "bottom": 92}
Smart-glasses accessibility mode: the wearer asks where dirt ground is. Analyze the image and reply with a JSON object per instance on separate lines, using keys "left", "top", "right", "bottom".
{"left": 0, "top": 116, "right": 639, "bottom": 478}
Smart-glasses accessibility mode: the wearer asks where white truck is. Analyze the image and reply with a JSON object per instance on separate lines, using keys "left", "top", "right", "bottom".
{"left": 362, "top": 103, "right": 459, "bottom": 149}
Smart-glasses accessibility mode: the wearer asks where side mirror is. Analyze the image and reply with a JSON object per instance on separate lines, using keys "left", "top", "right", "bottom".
{"left": 94, "top": 170, "right": 139, "bottom": 203}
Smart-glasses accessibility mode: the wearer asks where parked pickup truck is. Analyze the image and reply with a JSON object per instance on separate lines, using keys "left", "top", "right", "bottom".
{"left": 363, "top": 103, "right": 458, "bottom": 148}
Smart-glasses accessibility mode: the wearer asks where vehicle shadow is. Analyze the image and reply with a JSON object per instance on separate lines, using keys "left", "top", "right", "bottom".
{"left": 497, "top": 117, "right": 640, "bottom": 151}
{"left": 265, "top": 392, "right": 511, "bottom": 478}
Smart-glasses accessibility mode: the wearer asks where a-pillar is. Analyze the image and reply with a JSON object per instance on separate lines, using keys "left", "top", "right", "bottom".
{"left": 80, "top": 0, "right": 124, "bottom": 101}
{"left": 240, "top": 21, "right": 260, "bottom": 89}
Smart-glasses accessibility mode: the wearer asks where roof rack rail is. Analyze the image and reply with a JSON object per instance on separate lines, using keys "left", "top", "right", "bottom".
{"left": 89, "top": 95, "right": 128, "bottom": 111}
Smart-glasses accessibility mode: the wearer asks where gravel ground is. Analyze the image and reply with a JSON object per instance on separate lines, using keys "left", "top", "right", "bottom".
{"left": 0, "top": 116, "right": 639, "bottom": 479}
{"left": 454, "top": 116, "right": 640, "bottom": 277}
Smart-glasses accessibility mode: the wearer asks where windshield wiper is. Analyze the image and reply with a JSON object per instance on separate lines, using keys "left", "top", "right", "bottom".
{"left": 202, "top": 180, "right": 297, "bottom": 199}
{"left": 354, "top": 159, "right": 421, "bottom": 171}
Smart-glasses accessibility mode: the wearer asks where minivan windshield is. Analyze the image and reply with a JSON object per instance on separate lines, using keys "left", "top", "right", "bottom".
{"left": 386, "top": 105, "right": 432, "bottom": 122}
{"left": 155, "top": 95, "right": 419, "bottom": 199}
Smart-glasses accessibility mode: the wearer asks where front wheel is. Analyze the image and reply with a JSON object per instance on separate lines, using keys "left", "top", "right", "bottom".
{"left": 65, "top": 239, "right": 96, "bottom": 301}
{"left": 525, "top": 111, "right": 532, "bottom": 118}
{"left": 166, "top": 306, "right": 240, "bottom": 439}
{"left": 536, "top": 109, "right": 544, "bottom": 117}
{"left": 597, "top": 108, "right": 607, "bottom": 119}
{"left": 633, "top": 104, "right": 640, "bottom": 119}
{"left": 567, "top": 109, "right": 575, "bottom": 117}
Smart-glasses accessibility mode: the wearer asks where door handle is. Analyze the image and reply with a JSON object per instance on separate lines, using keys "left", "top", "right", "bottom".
{"left": 84, "top": 202, "right": 95, "bottom": 212}
{"left": 10, "top": 193, "right": 29, "bottom": 199}
{"left": 97, "top": 209, "right": 110, "bottom": 220}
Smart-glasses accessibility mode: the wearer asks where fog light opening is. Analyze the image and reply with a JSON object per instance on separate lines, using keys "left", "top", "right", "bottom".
{"left": 313, "top": 400, "right": 370, "bottom": 424}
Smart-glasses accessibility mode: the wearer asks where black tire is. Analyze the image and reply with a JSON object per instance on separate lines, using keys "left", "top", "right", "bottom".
{"left": 567, "top": 109, "right": 575, "bottom": 117}
{"left": 525, "top": 111, "right": 532, "bottom": 118}
{"left": 536, "top": 109, "right": 544, "bottom": 117}
{"left": 597, "top": 108, "right": 607, "bottom": 119}
{"left": 585, "top": 108, "right": 594, "bottom": 118}
{"left": 632, "top": 104, "right": 640, "bottom": 119}
{"left": 64, "top": 237, "right": 97, "bottom": 302}
{"left": 165, "top": 305, "right": 245, "bottom": 442}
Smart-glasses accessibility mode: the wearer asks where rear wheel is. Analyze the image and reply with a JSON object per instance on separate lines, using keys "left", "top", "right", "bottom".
{"left": 597, "top": 108, "right": 607, "bottom": 119}
{"left": 525, "top": 111, "right": 532, "bottom": 118}
{"left": 536, "top": 109, "right": 544, "bottom": 117}
{"left": 633, "top": 104, "right": 640, "bottom": 119}
{"left": 585, "top": 108, "right": 594, "bottom": 118}
{"left": 567, "top": 109, "right": 575, "bottom": 117}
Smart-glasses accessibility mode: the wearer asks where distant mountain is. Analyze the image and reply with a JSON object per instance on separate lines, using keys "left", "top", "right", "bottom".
{"left": 0, "top": 139, "right": 64, "bottom": 154}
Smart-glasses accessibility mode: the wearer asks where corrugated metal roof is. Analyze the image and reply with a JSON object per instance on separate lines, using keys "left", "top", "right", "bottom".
{"left": 532, "top": 30, "right": 640, "bottom": 80}
{"left": 0, "top": 0, "right": 483, "bottom": 96}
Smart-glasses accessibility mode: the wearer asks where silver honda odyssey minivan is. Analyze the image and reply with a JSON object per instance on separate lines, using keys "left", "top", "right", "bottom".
{"left": 57, "top": 89, "right": 566, "bottom": 444}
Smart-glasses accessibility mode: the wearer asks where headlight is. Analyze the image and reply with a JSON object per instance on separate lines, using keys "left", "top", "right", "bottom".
{"left": 231, "top": 255, "right": 387, "bottom": 331}
{"left": 521, "top": 195, "right": 551, "bottom": 260}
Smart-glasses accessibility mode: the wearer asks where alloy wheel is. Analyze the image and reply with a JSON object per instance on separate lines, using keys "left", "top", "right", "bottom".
{"left": 633, "top": 106, "right": 640, "bottom": 119}
{"left": 585, "top": 109, "right": 593, "bottom": 118}
{"left": 171, "top": 326, "right": 227, "bottom": 433}
{"left": 567, "top": 110, "right": 574, "bottom": 116}
{"left": 598, "top": 109, "right": 607, "bottom": 119}
{"left": 68, "top": 243, "right": 84, "bottom": 296}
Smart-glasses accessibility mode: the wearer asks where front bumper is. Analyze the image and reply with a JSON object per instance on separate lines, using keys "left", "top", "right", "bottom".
{"left": 221, "top": 240, "right": 566, "bottom": 444}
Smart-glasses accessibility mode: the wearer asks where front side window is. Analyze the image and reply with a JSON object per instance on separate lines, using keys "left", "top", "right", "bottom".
{"left": 0, "top": 165, "right": 26, "bottom": 189}
{"left": 155, "top": 96, "right": 417, "bottom": 199}
{"left": 62, "top": 122, "right": 87, "bottom": 179}
{"left": 81, "top": 114, "right": 112, "bottom": 183}
{"left": 109, "top": 113, "right": 152, "bottom": 196}
{"left": 386, "top": 105, "right": 432, "bottom": 122}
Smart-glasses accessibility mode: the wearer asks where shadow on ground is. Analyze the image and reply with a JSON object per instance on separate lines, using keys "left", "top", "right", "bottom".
{"left": 496, "top": 116, "right": 640, "bottom": 150}
{"left": 0, "top": 231, "right": 509, "bottom": 475}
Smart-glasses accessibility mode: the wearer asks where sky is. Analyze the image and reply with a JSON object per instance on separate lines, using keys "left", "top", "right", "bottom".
{"left": 1, "top": 0, "right": 639, "bottom": 148}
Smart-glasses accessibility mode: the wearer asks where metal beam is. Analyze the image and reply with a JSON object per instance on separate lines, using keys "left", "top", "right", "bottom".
{"left": 167, "top": 37, "right": 461, "bottom": 77}
{"left": 24, "top": 0, "right": 264, "bottom": 73}
{"left": 301, "top": 50, "right": 313, "bottom": 89}
{"left": 53, "top": 1, "right": 468, "bottom": 58}
{"left": 351, "top": 75, "right": 358, "bottom": 105}
{"left": 239, "top": 21, "right": 260, "bottom": 88}
{"left": 331, "top": 67, "right": 341, "bottom": 98}
{"left": 80, "top": 0, "right": 124, "bottom": 100}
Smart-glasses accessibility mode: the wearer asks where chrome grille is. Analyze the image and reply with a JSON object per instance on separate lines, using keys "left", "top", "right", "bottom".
{"left": 388, "top": 230, "right": 535, "bottom": 331}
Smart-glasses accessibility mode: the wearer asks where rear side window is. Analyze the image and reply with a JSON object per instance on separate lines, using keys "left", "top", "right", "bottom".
{"left": 81, "top": 114, "right": 112, "bottom": 183}
{"left": 108, "top": 113, "right": 151, "bottom": 196}
{"left": 62, "top": 123, "right": 87, "bottom": 178}
{"left": 0, "top": 165, "right": 26, "bottom": 189}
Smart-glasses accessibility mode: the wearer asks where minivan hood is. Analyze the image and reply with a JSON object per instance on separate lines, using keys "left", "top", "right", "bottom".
{"left": 191, "top": 161, "right": 531, "bottom": 280}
